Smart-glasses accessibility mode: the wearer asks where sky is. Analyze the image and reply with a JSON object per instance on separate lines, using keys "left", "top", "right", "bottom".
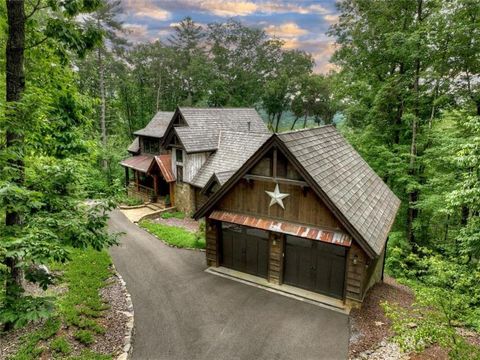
{"left": 118, "top": 0, "right": 339, "bottom": 73}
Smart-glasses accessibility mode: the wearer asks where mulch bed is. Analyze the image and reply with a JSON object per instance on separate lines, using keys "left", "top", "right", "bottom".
{"left": 0, "top": 272, "right": 128, "bottom": 359}
{"left": 349, "top": 276, "right": 415, "bottom": 358}
{"left": 152, "top": 216, "right": 200, "bottom": 233}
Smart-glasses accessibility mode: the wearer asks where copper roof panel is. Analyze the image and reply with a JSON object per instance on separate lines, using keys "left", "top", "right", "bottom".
{"left": 209, "top": 210, "right": 352, "bottom": 247}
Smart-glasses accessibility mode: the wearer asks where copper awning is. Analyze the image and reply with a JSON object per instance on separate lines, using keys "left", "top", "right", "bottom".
{"left": 209, "top": 210, "right": 352, "bottom": 247}
{"left": 120, "top": 155, "right": 153, "bottom": 173}
{"left": 153, "top": 155, "right": 175, "bottom": 183}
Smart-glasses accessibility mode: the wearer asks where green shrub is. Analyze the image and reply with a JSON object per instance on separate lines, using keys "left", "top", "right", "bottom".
{"left": 50, "top": 336, "right": 71, "bottom": 354}
{"left": 115, "top": 194, "right": 144, "bottom": 206}
{"left": 74, "top": 329, "right": 94, "bottom": 345}
{"left": 140, "top": 220, "right": 205, "bottom": 249}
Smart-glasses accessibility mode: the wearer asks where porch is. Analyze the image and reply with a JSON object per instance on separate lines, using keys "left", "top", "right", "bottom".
{"left": 121, "top": 154, "right": 176, "bottom": 205}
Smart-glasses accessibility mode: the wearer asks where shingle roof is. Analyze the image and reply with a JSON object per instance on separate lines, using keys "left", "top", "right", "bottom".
{"left": 278, "top": 126, "right": 400, "bottom": 256}
{"left": 127, "top": 137, "right": 140, "bottom": 153}
{"left": 134, "top": 111, "right": 174, "bottom": 138}
{"left": 191, "top": 131, "right": 270, "bottom": 188}
{"left": 174, "top": 108, "right": 269, "bottom": 153}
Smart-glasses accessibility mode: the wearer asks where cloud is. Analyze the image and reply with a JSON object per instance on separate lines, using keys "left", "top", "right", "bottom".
{"left": 323, "top": 14, "right": 339, "bottom": 25}
{"left": 123, "top": 0, "right": 171, "bottom": 20}
{"left": 197, "top": 1, "right": 258, "bottom": 16}
{"left": 265, "top": 22, "right": 309, "bottom": 38}
{"left": 176, "top": 0, "right": 330, "bottom": 17}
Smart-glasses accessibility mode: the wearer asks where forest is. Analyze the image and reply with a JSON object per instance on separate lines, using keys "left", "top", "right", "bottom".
{"left": 0, "top": 0, "right": 479, "bottom": 358}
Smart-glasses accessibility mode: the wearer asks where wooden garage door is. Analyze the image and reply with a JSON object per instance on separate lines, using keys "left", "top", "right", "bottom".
{"left": 220, "top": 223, "right": 269, "bottom": 278}
{"left": 283, "top": 235, "right": 346, "bottom": 299}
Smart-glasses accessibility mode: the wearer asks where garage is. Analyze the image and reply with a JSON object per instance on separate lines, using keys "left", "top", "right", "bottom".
{"left": 220, "top": 223, "right": 269, "bottom": 278}
{"left": 283, "top": 235, "right": 346, "bottom": 299}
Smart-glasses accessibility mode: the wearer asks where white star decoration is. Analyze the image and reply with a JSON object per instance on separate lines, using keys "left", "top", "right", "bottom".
{"left": 265, "top": 184, "right": 289, "bottom": 209}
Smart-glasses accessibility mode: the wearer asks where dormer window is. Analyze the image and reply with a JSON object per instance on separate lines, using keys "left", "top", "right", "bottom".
{"left": 142, "top": 137, "right": 160, "bottom": 154}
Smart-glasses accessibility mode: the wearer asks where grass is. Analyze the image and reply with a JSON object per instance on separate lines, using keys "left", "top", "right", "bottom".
{"left": 140, "top": 219, "right": 205, "bottom": 249}
{"left": 10, "top": 248, "right": 114, "bottom": 360}
{"left": 160, "top": 211, "right": 185, "bottom": 219}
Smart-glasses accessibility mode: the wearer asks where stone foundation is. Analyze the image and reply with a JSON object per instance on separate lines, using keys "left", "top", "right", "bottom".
{"left": 174, "top": 182, "right": 195, "bottom": 216}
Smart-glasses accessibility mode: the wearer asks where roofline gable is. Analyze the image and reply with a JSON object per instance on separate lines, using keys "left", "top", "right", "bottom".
{"left": 193, "top": 134, "right": 377, "bottom": 258}
{"left": 160, "top": 107, "right": 188, "bottom": 149}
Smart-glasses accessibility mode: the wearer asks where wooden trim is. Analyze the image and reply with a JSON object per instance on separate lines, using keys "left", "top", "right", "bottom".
{"left": 243, "top": 174, "right": 308, "bottom": 187}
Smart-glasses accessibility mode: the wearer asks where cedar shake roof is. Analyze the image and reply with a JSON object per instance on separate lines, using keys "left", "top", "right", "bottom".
{"left": 172, "top": 108, "right": 269, "bottom": 153}
{"left": 134, "top": 111, "right": 174, "bottom": 138}
{"left": 277, "top": 126, "right": 401, "bottom": 256}
{"left": 127, "top": 137, "right": 140, "bottom": 153}
{"left": 195, "top": 125, "right": 400, "bottom": 257}
{"left": 191, "top": 131, "right": 270, "bottom": 188}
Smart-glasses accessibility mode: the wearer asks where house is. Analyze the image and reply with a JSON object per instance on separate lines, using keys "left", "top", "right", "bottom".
{"left": 121, "top": 111, "right": 175, "bottom": 203}
{"left": 120, "top": 107, "right": 270, "bottom": 211}
{"left": 193, "top": 126, "right": 400, "bottom": 307}
{"left": 121, "top": 108, "right": 400, "bottom": 306}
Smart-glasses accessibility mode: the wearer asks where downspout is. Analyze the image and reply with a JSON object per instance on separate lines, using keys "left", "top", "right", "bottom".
{"left": 381, "top": 236, "right": 389, "bottom": 281}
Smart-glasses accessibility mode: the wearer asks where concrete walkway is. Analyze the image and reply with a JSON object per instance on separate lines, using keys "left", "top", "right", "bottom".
{"left": 119, "top": 203, "right": 165, "bottom": 223}
{"left": 108, "top": 210, "right": 349, "bottom": 360}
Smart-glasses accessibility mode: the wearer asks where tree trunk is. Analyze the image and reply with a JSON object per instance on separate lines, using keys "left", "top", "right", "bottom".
{"left": 302, "top": 114, "right": 308, "bottom": 128}
{"left": 290, "top": 116, "right": 299, "bottom": 130}
{"left": 156, "top": 73, "right": 162, "bottom": 111}
{"left": 407, "top": 0, "right": 423, "bottom": 245}
{"left": 5, "top": 0, "right": 26, "bottom": 330}
{"left": 274, "top": 112, "right": 282, "bottom": 133}
{"left": 97, "top": 45, "right": 107, "bottom": 170}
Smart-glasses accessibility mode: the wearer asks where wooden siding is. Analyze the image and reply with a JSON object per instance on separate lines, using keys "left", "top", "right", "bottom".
{"left": 268, "top": 232, "right": 284, "bottom": 284}
{"left": 206, "top": 219, "right": 219, "bottom": 266}
{"left": 194, "top": 188, "right": 209, "bottom": 211}
{"left": 184, "top": 152, "right": 209, "bottom": 183}
{"left": 218, "top": 178, "right": 344, "bottom": 231}
{"left": 345, "top": 242, "right": 368, "bottom": 300}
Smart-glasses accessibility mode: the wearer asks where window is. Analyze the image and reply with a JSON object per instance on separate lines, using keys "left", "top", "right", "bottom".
{"left": 176, "top": 148, "right": 183, "bottom": 163}
{"left": 143, "top": 137, "right": 160, "bottom": 154}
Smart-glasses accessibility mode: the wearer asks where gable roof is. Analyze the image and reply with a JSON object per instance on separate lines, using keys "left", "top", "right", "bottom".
{"left": 134, "top": 111, "right": 174, "bottom": 138}
{"left": 277, "top": 126, "right": 400, "bottom": 256}
{"left": 190, "top": 131, "right": 271, "bottom": 189}
{"left": 166, "top": 107, "right": 269, "bottom": 153}
{"left": 195, "top": 125, "right": 400, "bottom": 257}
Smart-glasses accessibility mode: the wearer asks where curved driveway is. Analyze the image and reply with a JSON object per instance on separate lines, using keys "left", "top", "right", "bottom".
{"left": 108, "top": 210, "right": 349, "bottom": 360}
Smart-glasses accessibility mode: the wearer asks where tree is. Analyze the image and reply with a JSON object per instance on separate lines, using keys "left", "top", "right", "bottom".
{"left": 1, "top": 0, "right": 116, "bottom": 330}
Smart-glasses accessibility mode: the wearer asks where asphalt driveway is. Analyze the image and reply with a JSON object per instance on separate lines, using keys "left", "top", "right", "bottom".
{"left": 108, "top": 210, "right": 349, "bottom": 360}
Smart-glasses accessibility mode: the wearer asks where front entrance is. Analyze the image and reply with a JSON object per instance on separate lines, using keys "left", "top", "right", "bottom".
{"left": 283, "top": 235, "right": 346, "bottom": 299}
{"left": 220, "top": 223, "right": 269, "bottom": 279}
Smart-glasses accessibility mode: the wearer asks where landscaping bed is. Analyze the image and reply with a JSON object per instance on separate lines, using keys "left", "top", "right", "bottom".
{"left": 0, "top": 248, "right": 130, "bottom": 360}
{"left": 349, "top": 276, "right": 480, "bottom": 359}
{"left": 139, "top": 214, "right": 205, "bottom": 250}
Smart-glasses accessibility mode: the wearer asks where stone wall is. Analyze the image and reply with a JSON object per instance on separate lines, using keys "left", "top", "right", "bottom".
{"left": 174, "top": 182, "right": 195, "bottom": 215}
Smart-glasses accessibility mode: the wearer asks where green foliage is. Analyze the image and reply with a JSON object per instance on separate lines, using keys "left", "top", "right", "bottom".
{"left": 383, "top": 283, "right": 480, "bottom": 359}
{"left": 74, "top": 330, "right": 95, "bottom": 345}
{"left": 160, "top": 211, "right": 185, "bottom": 220}
{"left": 50, "top": 336, "right": 72, "bottom": 355}
{"left": 0, "top": 294, "right": 54, "bottom": 329}
{"left": 53, "top": 248, "right": 111, "bottom": 332}
{"left": 139, "top": 220, "right": 205, "bottom": 249}
{"left": 9, "top": 317, "right": 61, "bottom": 360}
{"left": 10, "top": 248, "right": 113, "bottom": 359}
